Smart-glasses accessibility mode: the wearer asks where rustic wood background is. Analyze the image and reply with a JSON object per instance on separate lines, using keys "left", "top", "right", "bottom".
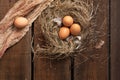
{"left": 0, "top": 0, "right": 119, "bottom": 80}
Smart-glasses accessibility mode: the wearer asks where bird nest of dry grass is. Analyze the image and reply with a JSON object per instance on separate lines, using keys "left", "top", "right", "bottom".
{"left": 34, "top": 0, "right": 104, "bottom": 59}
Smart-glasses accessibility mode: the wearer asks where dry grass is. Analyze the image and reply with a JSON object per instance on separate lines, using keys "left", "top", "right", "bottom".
{"left": 34, "top": 0, "right": 104, "bottom": 59}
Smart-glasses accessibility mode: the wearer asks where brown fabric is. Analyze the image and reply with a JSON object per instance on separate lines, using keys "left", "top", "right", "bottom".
{"left": 0, "top": 0, "right": 53, "bottom": 58}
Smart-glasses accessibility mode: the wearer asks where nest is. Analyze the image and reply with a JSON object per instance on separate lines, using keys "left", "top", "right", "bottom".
{"left": 35, "top": 0, "right": 104, "bottom": 59}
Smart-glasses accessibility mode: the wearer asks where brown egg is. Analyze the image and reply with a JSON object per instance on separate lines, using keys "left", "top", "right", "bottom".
{"left": 62, "top": 16, "right": 74, "bottom": 27}
{"left": 59, "top": 27, "right": 70, "bottom": 39}
{"left": 14, "top": 17, "right": 28, "bottom": 28}
{"left": 70, "top": 24, "right": 81, "bottom": 36}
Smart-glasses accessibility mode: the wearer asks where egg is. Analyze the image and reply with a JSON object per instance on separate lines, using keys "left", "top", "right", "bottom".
{"left": 14, "top": 17, "right": 28, "bottom": 28}
{"left": 62, "top": 16, "right": 74, "bottom": 27}
{"left": 59, "top": 27, "right": 70, "bottom": 39}
{"left": 70, "top": 23, "right": 81, "bottom": 36}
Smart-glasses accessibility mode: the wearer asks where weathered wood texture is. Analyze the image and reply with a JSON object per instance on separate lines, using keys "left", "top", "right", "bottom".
{"left": 74, "top": 0, "right": 109, "bottom": 80}
{"left": 0, "top": 0, "right": 112, "bottom": 80}
{"left": 34, "top": 18, "right": 71, "bottom": 80}
{"left": 111, "top": 0, "right": 120, "bottom": 80}
{"left": 0, "top": 0, "right": 31, "bottom": 80}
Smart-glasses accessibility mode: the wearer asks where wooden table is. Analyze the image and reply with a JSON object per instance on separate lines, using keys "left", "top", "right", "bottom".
{"left": 0, "top": 0, "right": 119, "bottom": 80}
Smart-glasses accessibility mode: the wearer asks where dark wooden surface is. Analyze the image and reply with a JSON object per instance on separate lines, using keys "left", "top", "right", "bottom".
{"left": 0, "top": 0, "right": 31, "bottom": 80}
{"left": 111, "top": 0, "right": 120, "bottom": 80}
{"left": 74, "top": 0, "right": 109, "bottom": 80}
{"left": 1, "top": 0, "right": 119, "bottom": 80}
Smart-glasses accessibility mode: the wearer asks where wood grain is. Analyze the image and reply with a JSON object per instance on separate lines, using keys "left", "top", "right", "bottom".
{"left": 0, "top": 0, "right": 112, "bottom": 80}
{"left": 111, "top": 0, "right": 120, "bottom": 80}
{"left": 74, "top": 0, "right": 109, "bottom": 80}
{"left": 34, "top": 18, "right": 71, "bottom": 80}
{"left": 0, "top": 0, "right": 31, "bottom": 80}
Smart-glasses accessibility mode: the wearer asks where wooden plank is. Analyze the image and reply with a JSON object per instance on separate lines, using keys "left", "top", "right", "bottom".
{"left": 34, "top": 58, "right": 71, "bottom": 80}
{"left": 74, "top": 0, "right": 109, "bottom": 80}
{"left": 34, "top": 17, "right": 71, "bottom": 80}
{"left": 111, "top": 0, "right": 120, "bottom": 80}
{"left": 0, "top": 0, "right": 31, "bottom": 80}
